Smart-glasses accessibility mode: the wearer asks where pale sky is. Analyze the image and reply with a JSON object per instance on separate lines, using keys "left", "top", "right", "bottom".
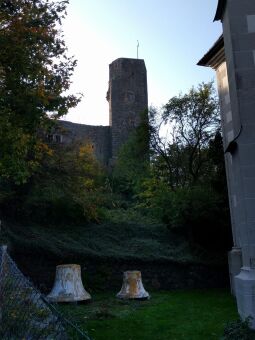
{"left": 62, "top": 0, "right": 222, "bottom": 126}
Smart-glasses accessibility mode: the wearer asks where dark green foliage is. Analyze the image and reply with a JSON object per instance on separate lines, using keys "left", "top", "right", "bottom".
{"left": 160, "top": 82, "right": 220, "bottom": 186}
{"left": 1, "top": 141, "right": 109, "bottom": 224}
{"left": 222, "top": 318, "right": 255, "bottom": 340}
{"left": 208, "top": 130, "right": 228, "bottom": 193}
{"left": 2, "top": 209, "right": 228, "bottom": 267}
{"left": 150, "top": 82, "right": 220, "bottom": 188}
{"left": 166, "top": 186, "right": 231, "bottom": 249}
{"left": 142, "top": 82, "right": 232, "bottom": 251}
{"left": 112, "top": 109, "right": 150, "bottom": 197}
{"left": 139, "top": 181, "right": 231, "bottom": 250}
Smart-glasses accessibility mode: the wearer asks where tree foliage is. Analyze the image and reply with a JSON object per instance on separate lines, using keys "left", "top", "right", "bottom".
{"left": 0, "top": 0, "right": 80, "bottom": 184}
{"left": 150, "top": 82, "right": 220, "bottom": 188}
{"left": 139, "top": 82, "right": 232, "bottom": 250}
{"left": 3, "top": 141, "right": 107, "bottom": 224}
{"left": 112, "top": 110, "right": 150, "bottom": 197}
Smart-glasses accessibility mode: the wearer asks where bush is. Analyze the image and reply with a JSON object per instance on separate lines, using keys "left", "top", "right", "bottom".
{"left": 138, "top": 180, "right": 232, "bottom": 250}
{"left": 2, "top": 141, "right": 108, "bottom": 225}
{"left": 222, "top": 317, "right": 255, "bottom": 340}
{"left": 112, "top": 110, "right": 150, "bottom": 198}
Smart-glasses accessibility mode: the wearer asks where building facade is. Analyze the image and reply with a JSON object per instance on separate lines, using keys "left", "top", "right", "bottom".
{"left": 198, "top": 0, "right": 255, "bottom": 327}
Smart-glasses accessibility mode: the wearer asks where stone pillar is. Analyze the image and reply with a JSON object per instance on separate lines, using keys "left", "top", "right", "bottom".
{"left": 221, "top": 0, "right": 255, "bottom": 327}
{"left": 108, "top": 58, "right": 148, "bottom": 159}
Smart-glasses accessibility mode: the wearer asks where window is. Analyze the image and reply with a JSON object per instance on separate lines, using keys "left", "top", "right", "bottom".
{"left": 47, "top": 134, "right": 62, "bottom": 144}
{"left": 55, "top": 135, "right": 62, "bottom": 143}
{"left": 47, "top": 134, "right": 53, "bottom": 143}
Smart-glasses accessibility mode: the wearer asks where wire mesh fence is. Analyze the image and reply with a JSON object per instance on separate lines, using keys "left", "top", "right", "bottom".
{"left": 0, "top": 245, "right": 92, "bottom": 339}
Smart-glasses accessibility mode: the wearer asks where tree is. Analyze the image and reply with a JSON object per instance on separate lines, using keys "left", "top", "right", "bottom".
{"left": 112, "top": 110, "right": 150, "bottom": 197}
{"left": 0, "top": 0, "right": 80, "bottom": 185}
{"left": 150, "top": 82, "right": 220, "bottom": 188}
{"left": 139, "top": 83, "right": 232, "bottom": 250}
{"left": 5, "top": 140, "right": 106, "bottom": 224}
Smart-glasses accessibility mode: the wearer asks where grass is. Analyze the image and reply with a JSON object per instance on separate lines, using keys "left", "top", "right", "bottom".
{"left": 60, "top": 290, "right": 238, "bottom": 340}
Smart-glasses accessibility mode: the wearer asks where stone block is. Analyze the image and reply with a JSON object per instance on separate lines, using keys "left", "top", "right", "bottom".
{"left": 224, "top": 93, "right": 231, "bottom": 105}
{"left": 239, "top": 87, "right": 255, "bottom": 103}
{"left": 227, "top": 130, "right": 234, "bottom": 143}
{"left": 109, "top": 58, "right": 148, "bottom": 158}
{"left": 247, "top": 15, "right": 255, "bottom": 33}
{"left": 233, "top": 198, "right": 246, "bottom": 222}
{"left": 249, "top": 244, "right": 255, "bottom": 262}
{"left": 242, "top": 246, "right": 251, "bottom": 268}
{"left": 235, "top": 268, "right": 255, "bottom": 328}
{"left": 242, "top": 123, "right": 255, "bottom": 140}
{"left": 241, "top": 165, "right": 255, "bottom": 178}
{"left": 226, "top": 110, "right": 233, "bottom": 124}
{"left": 247, "top": 230, "right": 255, "bottom": 252}
{"left": 228, "top": 15, "right": 248, "bottom": 34}
{"left": 236, "top": 69, "right": 255, "bottom": 90}
{"left": 238, "top": 102, "right": 255, "bottom": 124}
{"left": 234, "top": 50, "right": 254, "bottom": 70}
{"left": 228, "top": 247, "right": 243, "bottom": 296}
{"left": 243, "top": 198, "right": 255, "bottom": 223}
{"left": 243, "top": 178, "right": 255, "bottom": 198}
{"left": 228, "top": 1, "right": 255, "bottom": 18}
{"left": 235, "top": 145, "right": 255, "bottom": 166}
{"left": 232, "top": 33, "right": 255, "bottom": 52}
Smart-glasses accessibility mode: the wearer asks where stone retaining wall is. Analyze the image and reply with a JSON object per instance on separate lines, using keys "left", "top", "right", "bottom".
{"left": 12, "top": 250, "right": 229, "bottom": 294}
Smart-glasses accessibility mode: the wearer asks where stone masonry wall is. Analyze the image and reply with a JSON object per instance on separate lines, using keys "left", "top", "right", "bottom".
{"left": 222, "top": 0, "right": 255, "bottom": 270}
{"left": 12, "top": 249, "right": 229, "bottom": 293}
{"left": 51, "top": 58, "right": 148, "bottom": 165}
{"left": 216, "top": 61, "right": 241, "bottom": 249}
{"left": 108, "top": 58, "right": 148, "bottom": 158}
{"left": 56, "top": 120, "right": 111, "bottom": 165}
{"left": 219, "top": 0, "right": 255, "bottom": 325}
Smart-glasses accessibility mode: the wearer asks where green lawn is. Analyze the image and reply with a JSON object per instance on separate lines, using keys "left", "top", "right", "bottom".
{"left": 60, "top": 290, "right": 238, "bottom": 340}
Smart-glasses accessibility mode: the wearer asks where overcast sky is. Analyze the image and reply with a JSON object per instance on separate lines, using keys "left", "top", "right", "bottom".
{"left": 62, "top": 0, "right": 222, "bottom": 126}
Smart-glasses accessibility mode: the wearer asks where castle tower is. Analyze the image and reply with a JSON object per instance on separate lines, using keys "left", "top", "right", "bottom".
{"left": 107, "top": 58, "right": 148, "bottom": 158}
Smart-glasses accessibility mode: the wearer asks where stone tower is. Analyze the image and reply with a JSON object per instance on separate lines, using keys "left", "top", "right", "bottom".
{"left": 107, "top": 58, "right": 148, "bottom": 158}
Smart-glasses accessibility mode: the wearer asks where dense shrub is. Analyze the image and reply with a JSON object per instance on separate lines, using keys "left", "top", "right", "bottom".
{"left": 1, "top": 142, "right": 110, "bottom": 224}
{"left": 138, "top": 181, "right": 232, "bottom": 250}
{"left": 112, "top": 110, "right": 150, "bottom": 197}
{"left": 222, "top": 318, "right": 255, "bottom": 340}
